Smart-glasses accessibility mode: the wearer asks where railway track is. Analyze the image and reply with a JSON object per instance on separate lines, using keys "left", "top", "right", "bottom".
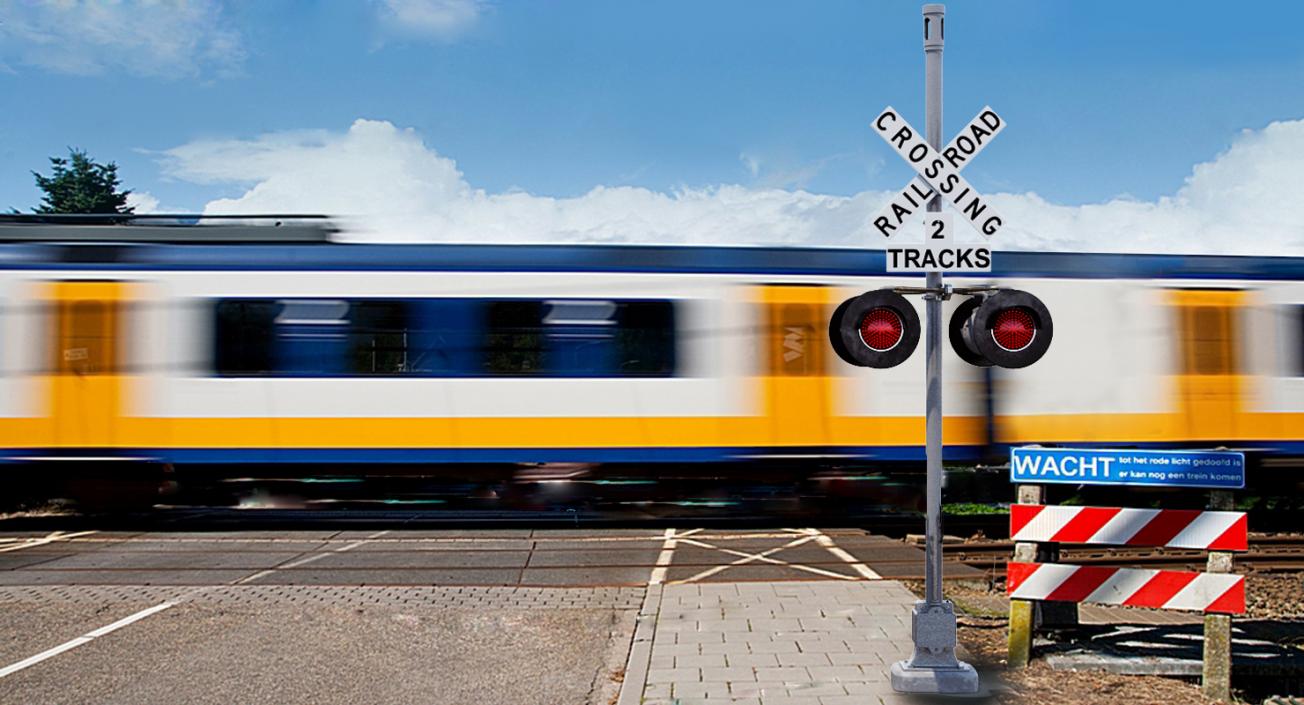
{"left": 946, "top": 533, "right": 1304, "bottom": 576}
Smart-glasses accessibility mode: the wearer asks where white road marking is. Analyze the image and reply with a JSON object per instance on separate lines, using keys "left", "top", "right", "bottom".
{"left": 645, "top": 528, "right": 703, "bottom": 585}
{"left": 675, "top": 536, "right": 857, "bottom": 582}
{"left": 0, "top": 528, "right": 396, "bottom": 678}
{"left": 0, "top": 530, "right": 98, "bottom": 554}
{"left": 0, "top": 601, "right": 174, "bottom": 679}
{"left": 671, "top": 534, "right": 828, "bottom": 584}
{"left": 805, "top": 529, "right": 882, "bottom": 580}
{"left": 234, "top": 530, "right": 391, "bottom": 585}
{"left": 648, "top": 528, "right": 677, "bottom": 586}
{"left": 61, "top": 531, "right": 808, "bottom": 547}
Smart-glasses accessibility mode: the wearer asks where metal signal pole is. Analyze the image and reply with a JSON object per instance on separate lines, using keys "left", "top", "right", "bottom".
{"left": 889, "top": 4, "right": 981, "bottom": 694}
{"left": 923, "top": 0, "right": 945, "bottom": 612}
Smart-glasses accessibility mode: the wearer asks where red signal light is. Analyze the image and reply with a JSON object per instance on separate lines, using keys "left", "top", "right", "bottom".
{"left": 829, "top": 289, "right": 920, "bottom": 368}
{"left": 991, "top": 307, "right": 1036, "bottom": 352}
{"left": 949, "top": 290, "right": 1053, "bottom": 369}
{"left": 860, "top": 307, "right": 905, "bottom": 352}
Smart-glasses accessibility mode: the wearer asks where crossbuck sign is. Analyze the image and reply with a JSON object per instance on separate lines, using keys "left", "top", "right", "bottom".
{"left": 872, "top": 106, "right": 1005, "bottom": 273}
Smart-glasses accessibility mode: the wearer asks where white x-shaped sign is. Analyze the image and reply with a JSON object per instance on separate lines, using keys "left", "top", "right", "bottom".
{"left": 870, "top": 106, "right": 1005, "bottom": 239}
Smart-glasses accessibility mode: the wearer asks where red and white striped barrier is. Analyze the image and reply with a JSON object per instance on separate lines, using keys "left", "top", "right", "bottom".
{"left": 1010, "top": 504, "right": 1247, "bottom": 551}
{"left": 1007, "top": 562, "right": 1245, "bottom": 614}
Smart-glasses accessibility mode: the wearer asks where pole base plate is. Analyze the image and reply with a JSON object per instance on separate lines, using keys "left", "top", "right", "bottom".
{"left": 890, "top": 659, "right": 981, "bottom": 694}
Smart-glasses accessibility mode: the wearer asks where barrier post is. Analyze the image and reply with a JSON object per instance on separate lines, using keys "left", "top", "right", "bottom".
{"left": 1007, "top": 483, "right": 1042, "bottom": 668}
{"left": 1202, "top": 489, "right": 1234, "bottom": 701}
{"left": 1035, "top": 544, "right": 1079, "bottom": 629}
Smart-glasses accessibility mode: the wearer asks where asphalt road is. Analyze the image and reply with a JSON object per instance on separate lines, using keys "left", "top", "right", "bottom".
{"left": 0, "top": 526, "right": 977, "bottom": 704}
{"left": 0, "top": 527, "right": 975, "bottom": 586}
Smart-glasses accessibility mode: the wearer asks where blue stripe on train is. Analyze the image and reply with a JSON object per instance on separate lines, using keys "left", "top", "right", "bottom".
{"left": 4, "top": 441, "right": 1303, "bottom": 464}
{"left": 3, "top": 243, "right": 1304, "bottom": 280}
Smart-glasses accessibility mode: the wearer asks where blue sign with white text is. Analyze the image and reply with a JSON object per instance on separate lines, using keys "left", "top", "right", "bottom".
{"left": 1009, "top": 447, "right": 1245, "bottom": 489}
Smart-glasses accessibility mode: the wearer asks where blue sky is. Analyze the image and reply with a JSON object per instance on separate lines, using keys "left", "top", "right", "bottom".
{"left": 2, "top": 1, "right": 1303, "bottom": 253}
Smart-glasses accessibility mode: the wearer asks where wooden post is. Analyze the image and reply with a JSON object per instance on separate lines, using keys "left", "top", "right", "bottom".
{"left": 1007, "top": 483, "right": 1042, "bottom": 668}
{"left": 1202, "top": 490, "right": 1234, "bottom": 701}
{"left": 1035, "top": 538, "right": 1079, "bottom": 629}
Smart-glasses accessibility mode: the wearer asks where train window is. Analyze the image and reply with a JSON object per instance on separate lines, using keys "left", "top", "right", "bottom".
{"left": 347, "top": 299, "right": 482, "bottom": 376}
{"left": 768, "top": 302, "right": 823, "bottom": 377}
{"left": 615, "top": 301, "right": 676, "bottom": 375}
{"left": 544, "top": 300, "right": 618, "bottom": 376}
{"left": 214, "top": 299, "right": 280, "bottom": 375}
{"left": 483, "top": 299, "right": 675, "bottom": 377}
{"left": 1181, "top": 305, "right": 1236, "bottom": 376}
{"left": 213, "top": 297, "right": 676, "bottom": 378}
{"left": 1297, "top": 306, "right": 1304, "bottom": 377}
{"left": 483, "top": 300, "right": 545, "bottom": 374}
{"left": 276, "top": 300, "right": 349, "bottom": 324}
{"left": 58, "top": 300, "right": 119, "bottom": 375}
{"left": 349, "top": 300, "right": 413, "bottom": 374}
{"left": 273, "top": 299, "right": 351, "bottom": 376}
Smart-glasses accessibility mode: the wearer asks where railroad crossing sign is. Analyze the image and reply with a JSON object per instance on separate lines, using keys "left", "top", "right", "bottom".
{"left": 872, "top": 105, "right": 1004, "bottom": 273}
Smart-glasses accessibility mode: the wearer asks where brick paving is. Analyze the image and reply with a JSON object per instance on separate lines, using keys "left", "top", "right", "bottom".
{"left": 623, "top": 581, "right": 922, "bottom": 705}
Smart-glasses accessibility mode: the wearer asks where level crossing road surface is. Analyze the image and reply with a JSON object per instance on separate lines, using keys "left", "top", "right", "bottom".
{"left": 0, "top": 527, "right": 989, "bottom": 704}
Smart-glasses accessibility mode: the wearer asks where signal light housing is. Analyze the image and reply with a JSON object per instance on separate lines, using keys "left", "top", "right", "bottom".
{"left": 949, "top": 289, "right": 1053, "bottom": 368}
{"left": 829, "top": 289, "right": 920, "bottom": 368}
{"left": 948, "top": 296, "right": 991, "bottom": 367}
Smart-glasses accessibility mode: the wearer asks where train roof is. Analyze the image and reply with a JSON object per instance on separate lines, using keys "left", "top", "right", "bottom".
{"left": 0, "top": 214, "right": 333, "bottom": 243}
{"left": 0, "top": 217, "right": 1300, "bottom": 280}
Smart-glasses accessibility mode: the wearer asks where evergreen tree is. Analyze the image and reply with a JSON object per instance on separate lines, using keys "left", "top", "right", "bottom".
{"left": 31, "top": 148, "right": 133, "bottom": 214}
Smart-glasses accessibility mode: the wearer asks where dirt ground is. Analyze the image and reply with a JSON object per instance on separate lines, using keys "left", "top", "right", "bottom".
{"left": 901, "top": 575, "right": 1304, "bottom": 705}
{"left": 955, "top": 614, "right": 1215, "bottom": 705}
{"left": 917, "top": 531, "right": 1304, "bottom": 704}
{"left": 1245, "top": 573, "right": 1304, "bottom": 620}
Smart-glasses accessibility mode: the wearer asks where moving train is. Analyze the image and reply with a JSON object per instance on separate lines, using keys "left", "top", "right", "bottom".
{"left": 1, "top": 216, "right": 1302, "bottom": 505}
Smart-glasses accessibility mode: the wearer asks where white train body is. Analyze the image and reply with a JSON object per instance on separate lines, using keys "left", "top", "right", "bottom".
{"left": 1, "top": 238, "right": 1301, "bottom": 469}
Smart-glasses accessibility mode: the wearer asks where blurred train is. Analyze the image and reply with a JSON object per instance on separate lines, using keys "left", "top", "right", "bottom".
{"left": 1, "top": 215, "right": 1302, "bottom": 506}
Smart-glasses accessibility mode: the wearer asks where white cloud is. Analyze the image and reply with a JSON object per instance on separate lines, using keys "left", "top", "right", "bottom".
{"left": 375, "top": 0, "right": 485, "bottom": 42}
{"left": 0, "top": 0, "right": 244, "bottom": 79}
{"left": 158, "top": 117, "right": 1304, "bottom": 255}
{"left": 739, "top": 150, "right": 852, "bottom": 190}
{"left": 739, "top": 153, "right": 761, "bottom": 179}
{"left": 125, "top": 191, "right": 160, "bottom": 214}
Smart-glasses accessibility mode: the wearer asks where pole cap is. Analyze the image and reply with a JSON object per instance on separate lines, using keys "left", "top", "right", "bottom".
{"left": 923, "top": 3, "right": 944, "bottom": 49}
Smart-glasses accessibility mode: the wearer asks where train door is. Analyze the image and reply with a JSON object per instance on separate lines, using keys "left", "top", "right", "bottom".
{"left": 1169, "top": 289, "right": 1245, "bottom": 441}
{"left": 49, "top": 281, "right": 128, "bottom": 448}
{"left": 759, "top": 285, "right": 831, "bottom": 447}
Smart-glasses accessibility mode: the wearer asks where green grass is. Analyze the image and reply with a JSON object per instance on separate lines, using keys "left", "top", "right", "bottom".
{"left": 943, "top": 502, "right": 1009, "bottom": 516}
